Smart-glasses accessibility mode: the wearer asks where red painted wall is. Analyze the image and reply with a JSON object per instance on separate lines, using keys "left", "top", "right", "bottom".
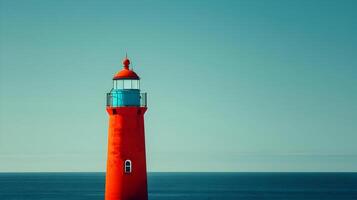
{"left": 105, "top": 107, "right": 148, "bottom": 200}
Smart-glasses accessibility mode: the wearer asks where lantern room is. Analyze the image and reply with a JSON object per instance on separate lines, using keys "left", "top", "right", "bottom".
{"left": 107, "top": 57, "right": 147, "bottom": 107}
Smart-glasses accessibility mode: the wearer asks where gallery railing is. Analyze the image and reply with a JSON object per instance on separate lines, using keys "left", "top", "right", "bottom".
{"left": 106, "top": 92, "right": 147, "bottom": 107}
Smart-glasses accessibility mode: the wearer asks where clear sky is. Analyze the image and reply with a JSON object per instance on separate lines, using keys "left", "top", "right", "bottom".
{"left": 0, "top": 0, "right": 356, "bottom": 172}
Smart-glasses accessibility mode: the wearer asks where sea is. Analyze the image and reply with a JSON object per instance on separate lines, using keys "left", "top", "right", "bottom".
{"left": 0, "top": 172, "right": 356, "bottom": 200}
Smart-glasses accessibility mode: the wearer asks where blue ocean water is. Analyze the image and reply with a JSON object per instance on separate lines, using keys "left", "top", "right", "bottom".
{"left": 0, "top": 172, "right": 356, "bottom": 200}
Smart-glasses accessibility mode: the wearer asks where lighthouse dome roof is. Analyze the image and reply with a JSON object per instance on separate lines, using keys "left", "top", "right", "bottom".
{"left": 113, "top": 58, "right": 140, "bottom": 80}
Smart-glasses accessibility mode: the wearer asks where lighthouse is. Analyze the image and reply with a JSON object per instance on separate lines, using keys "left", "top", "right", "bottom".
{"left": 105, "top": 57, "right": 148, "bottom": 200}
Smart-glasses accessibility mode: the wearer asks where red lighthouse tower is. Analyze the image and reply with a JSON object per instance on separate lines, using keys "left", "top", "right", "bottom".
{"left": 105, "top": 57, "right": 148, "bottom": 200}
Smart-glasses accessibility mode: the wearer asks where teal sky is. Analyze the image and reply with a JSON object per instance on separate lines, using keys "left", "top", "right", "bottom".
{"left": 1, "top": 0, "right": 356, "bottom": 172}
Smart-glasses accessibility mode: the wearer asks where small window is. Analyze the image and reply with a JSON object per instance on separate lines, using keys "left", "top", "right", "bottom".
{"left": 119, "top": 80, "right": 124, "bottom": 89}
{"left": 123, "top": 80, "right": 131, "bottom": 89}
{"left": 124, "top": 160, "right": 132, "bottom": 173}
{"left": 114, "top": 80, "right": 124, "bottom": 89}
{"left": 131, "top": 80, "right": 140, "bottom": 89}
